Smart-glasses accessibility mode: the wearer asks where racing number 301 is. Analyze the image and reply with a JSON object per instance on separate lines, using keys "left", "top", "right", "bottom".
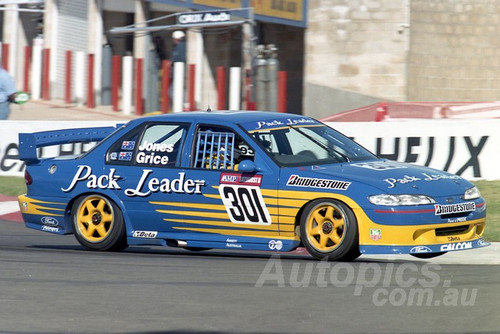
{"left": 219, "top": 185, "right": 272, "bottom": 225}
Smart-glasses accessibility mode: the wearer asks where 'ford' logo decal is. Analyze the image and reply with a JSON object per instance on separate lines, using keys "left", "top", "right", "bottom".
{"left": 41, "top": 217, "right": 59, "bottom": 227}
{"left": 410, "top": 246, "right": 432, "bottom": 254}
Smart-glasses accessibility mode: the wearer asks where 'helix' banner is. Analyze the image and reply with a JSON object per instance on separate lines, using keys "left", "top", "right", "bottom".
{"left": 0, "top": 119, "right": 498, "bottom": 180}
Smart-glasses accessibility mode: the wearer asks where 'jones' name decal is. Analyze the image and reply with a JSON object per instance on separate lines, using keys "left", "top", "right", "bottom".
{"left": 61, "top": 165, "right": 205, "bottom": 197}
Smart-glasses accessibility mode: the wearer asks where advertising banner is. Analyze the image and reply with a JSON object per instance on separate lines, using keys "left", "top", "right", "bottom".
{"left": 329, "top": 119, "right": 500, "bottom": 180}
{"left": 1, "top": 119, "right": 499, "bottom": 180}
{"left": 0, "top": 121, "right": 119, "bottom": 177}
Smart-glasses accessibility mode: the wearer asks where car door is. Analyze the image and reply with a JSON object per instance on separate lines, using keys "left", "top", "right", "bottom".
{"left": 165, "top": 122, "right": 282, "bottom": 247}
{"left": 105, "top": 121, "right": 199, "bottom": 236}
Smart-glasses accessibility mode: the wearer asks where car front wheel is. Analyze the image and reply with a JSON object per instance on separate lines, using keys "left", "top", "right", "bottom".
{"left": 300, "top": 199, "right": 360, "bottom": 261}
{"left": 72, "top": 194, "right": 128, "bottom": 251}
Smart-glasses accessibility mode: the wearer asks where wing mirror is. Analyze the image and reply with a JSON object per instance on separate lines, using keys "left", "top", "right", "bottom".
{"left": 238, "top": 159, "right": 257, "bottom": 172}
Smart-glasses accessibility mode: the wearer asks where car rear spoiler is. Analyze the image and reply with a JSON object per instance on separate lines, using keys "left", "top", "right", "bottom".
{"left": 18, "top": 125, "right": 122, "bottom": 164}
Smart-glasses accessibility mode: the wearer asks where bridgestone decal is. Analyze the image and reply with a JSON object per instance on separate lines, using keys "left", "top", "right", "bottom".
{"left": 286, "top": 175, "right": 351, "bottom": 190}
{"left": 434, "top": 202, "right": 476, "bottom": 215}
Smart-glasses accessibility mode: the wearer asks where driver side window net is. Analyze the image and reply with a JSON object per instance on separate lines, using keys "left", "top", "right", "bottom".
{"left": 194, "top": 130, "right": 235, "bottom": 170}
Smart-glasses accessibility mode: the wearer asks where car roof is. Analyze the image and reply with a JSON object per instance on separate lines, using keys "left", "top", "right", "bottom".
{"left": 128, "top": 110, "right": 313, "bottom": 126}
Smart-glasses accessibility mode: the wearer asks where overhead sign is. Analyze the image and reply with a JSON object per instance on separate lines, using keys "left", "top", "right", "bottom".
{"left": 253, "top": 0, "right": 304, "bottom": 22}
{"left": 193, "top": 0, "right": 242, "bottom": 8}
{"left": 177, "top": 10, "right": 232, "bottom": 25}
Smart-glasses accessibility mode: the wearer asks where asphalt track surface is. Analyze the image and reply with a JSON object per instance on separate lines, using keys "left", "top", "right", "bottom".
{"left": 0, "top": 219, "right": 499, "bottom": 334}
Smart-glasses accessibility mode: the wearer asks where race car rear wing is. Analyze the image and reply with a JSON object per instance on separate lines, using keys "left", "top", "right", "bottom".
{"left": 18, "top": 125, "right": 122, "bottom": 164}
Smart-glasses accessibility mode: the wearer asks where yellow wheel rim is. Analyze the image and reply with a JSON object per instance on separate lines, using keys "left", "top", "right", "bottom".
{"left": 305, "top": 203, "right": 345, "bottom": 252}
{"left": 75, "top": 196, "right": 114, "bottom": 243}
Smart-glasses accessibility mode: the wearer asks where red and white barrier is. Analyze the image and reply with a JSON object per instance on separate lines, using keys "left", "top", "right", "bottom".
{"left": 21, "top": 44, "right": 287, "bottom": 114}
{"left": 65, "top": 50, "right": 72, "bottom": 104}
{"left": 172, "top": 62, "right": 185, "bottom": 113}
{"left": 74, "top": 51, "right": 85, "bottom": 105}
{"left": 30, "top": 37, "right": 43, "bottom": 100}
{"left": 122, "top": 56, "right": 133, "bottom": 115}
{"left": 112, "top": 55, "right": 121, "bottom": 112}
{"left": 229, "top": 67, "right": 241, "bottom": 111}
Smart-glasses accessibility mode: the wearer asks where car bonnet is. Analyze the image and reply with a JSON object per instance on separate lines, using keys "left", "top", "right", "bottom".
{"left": 297, "top": 160, "right": 474, "bottom": 196}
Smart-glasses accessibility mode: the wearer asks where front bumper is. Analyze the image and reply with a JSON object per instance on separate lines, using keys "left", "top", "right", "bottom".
{"left": 360, "top": 237, "right": 490, "bottom": 254}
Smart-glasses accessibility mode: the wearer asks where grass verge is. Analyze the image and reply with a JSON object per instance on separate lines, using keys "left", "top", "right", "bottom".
{"left": 0, "top": 176, "right": 26, "bottom": 197}
{"left": 1, "top": 176, "right": 497, "bottom": 241}
{"left": 475, "top": 180, "right": 499, "bottom": 242}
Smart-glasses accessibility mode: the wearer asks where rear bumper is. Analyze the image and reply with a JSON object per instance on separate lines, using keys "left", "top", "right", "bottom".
{"left": 18, "top": 194, "right": 71, "bottom": 234}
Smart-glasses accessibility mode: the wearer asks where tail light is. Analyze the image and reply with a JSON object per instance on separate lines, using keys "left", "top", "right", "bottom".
{"left": 24, "top": 170, "right": 32, "bottom": 185}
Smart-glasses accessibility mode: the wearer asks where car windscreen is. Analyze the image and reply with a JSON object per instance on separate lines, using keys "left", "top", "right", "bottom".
{"left": 245, "top": 123, "right": 376, "bottom": 167}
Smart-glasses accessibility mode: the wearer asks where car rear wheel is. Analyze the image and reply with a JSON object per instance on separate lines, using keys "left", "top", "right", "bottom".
{"left": 300, "top": 199, "right": 360, "bottom": 261}
{"left": 72, "top": 194, "right": 128, "bottom": 251}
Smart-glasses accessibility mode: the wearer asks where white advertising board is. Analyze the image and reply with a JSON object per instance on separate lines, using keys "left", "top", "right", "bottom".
{"left": 0, "top": 121, "right": 121, "bottom": 177}
{"left": 328, "top": 119, "right": 500, "bottom": 180}
{"left": 0, "top": 119, "right": 499, "bottom": 180}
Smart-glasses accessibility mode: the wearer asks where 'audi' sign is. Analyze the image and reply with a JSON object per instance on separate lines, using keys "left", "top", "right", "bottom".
{"left": 177, "top": 11, "right": 231, "bottom": 26}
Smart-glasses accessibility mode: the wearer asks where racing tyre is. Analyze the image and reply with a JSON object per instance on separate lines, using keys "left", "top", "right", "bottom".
{"left": 300, "top": 199, "right": 360, "bottom": 261}
{"left": 72, "top": 194, "right": 128, "bottom": 251}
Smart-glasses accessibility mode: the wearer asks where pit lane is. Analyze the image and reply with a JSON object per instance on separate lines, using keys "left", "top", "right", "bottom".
{"left": 0, "top": 219, "right": 499, "bottom": 334}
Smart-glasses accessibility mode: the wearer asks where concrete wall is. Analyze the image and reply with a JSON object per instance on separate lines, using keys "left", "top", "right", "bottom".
{"left": 408, "top": 0, "right": 500, "bottom": 101}
{"left": 256, "top": 23, "right": 304, "bottom": 114}
{"left": 303, "top": 0, "right": 408, "bottom": 118}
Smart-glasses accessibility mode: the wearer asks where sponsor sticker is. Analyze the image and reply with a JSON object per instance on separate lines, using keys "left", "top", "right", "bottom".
{"left": 132, "top": 231, "right": 158, "bottom": 238}
{"left": 269, "top": 240, "right": 283, "bottom": 251}
{"left": 410, "top": 246, "right": 433, "bottom": 254}
{"left": 243, "top": 117, "right": 319, "bottom": 131}
{"left": 42, "top": 226, "right": 59, "bottom": 233}
{"left": 286, "top": 175, "right": 351, "bottom": 190}
{"left": 41, "top": 216, "right": 59, "bottom": 227}
{"left": 434, "top": 202, "right": 476, "bottom": 215}
{"left": 220, "top": 173, "right": 263, "bottom": 186}
{"left": 384, "top": 172, "right": 461, "bottom": 189}
{"left": 440, "top": 242, "right": 472, "bottom": 251}
{"left": 477, "top": 238, "right": 490, "bottom": 247}
{"left": 351, "top": 161, "right": 407, "bottom": 171}
{"left": 226, "top": 238, "right": 242, "bottom": 248}
{"left": 62, "top": 165, "right": 206, "bottom": 197}
{"left": 369, "top": 228, "right": 382, "bottom": 241}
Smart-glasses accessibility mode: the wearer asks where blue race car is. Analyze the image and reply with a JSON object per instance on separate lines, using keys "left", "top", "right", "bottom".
{"left": 17, "top": 111, "right": 488, "bottom": 260}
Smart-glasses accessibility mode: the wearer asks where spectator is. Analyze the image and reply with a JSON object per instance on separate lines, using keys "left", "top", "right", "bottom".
{"left": 0, "top": 64, "right": 16, "bottom": 120}
{"left": 171, "top": 30, "right": 186, "bottom": 63}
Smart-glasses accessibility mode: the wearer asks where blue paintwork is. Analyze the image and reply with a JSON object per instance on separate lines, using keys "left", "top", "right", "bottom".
{"left": 18, "top": 111, "right": 487, "bottom": 257}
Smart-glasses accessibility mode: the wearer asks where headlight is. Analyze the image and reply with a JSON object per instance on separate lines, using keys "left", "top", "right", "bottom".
{"left": 368, "top": 194, "right": 436, "bottom": 206}
{"left": 464, "top": 186, "right": 481, "bottom": 200}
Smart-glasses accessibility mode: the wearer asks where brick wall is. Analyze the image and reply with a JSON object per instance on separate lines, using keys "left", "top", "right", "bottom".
{"left": 304, "top": 0, "right": 408, "bottom": 118}
{"left": 408, "top": 0, "right": 500, "bottom": 101}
